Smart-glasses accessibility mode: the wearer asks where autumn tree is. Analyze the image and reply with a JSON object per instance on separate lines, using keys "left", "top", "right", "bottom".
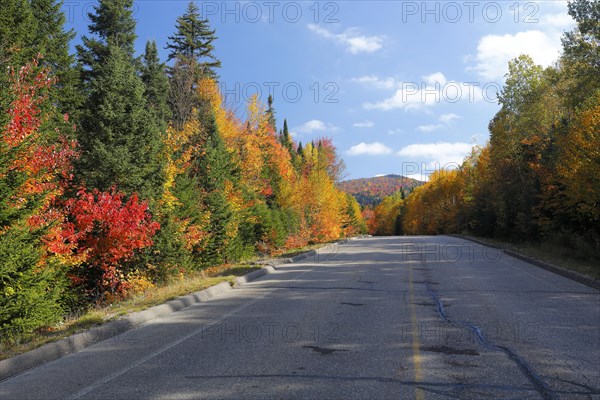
{"left": 0, "top": 60, "right": 77, "bottom": 338}
{"left": 560, "top": 0, "right": 600, "bottom": 109}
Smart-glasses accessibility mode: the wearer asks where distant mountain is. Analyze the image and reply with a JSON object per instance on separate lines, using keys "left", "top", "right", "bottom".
{"left": 338, "top": 174, "right": 423, "bottom": 207}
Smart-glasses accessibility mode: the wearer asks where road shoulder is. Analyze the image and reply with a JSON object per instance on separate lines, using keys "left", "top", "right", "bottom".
{"left": 449, "top": 234, "right": 600, "bottom": 290}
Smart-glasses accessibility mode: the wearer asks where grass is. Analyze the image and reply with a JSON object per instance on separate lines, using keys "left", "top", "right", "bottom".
{"left": 459, "top": 234, "right": 600, "bottom": 280}
{"left": 0, "top": 264, "right": 260, "bottom": 361}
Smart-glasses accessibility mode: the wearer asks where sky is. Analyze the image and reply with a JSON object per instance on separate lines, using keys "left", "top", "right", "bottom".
{"left": 62, "top": 0, "right": 576, "bottom": 181}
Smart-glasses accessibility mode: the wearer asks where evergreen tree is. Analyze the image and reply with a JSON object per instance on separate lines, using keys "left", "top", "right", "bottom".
{"left": 266, "top": 94, "right": 276, "bottom": 130}
{"left": 76, "top": 0, "right": 164, "bottom": 200}
{"left": 166, "top": 2, "right": 221, "bottom": 80}
{"left": 168, "top": 55, "right": 198, "bottom": 130}
{"left": 78, "top": 45, "right": 164, "bottom": 200}
{"left": 1, "top": 0, "right": 79, "bottom": 120}
{"left": 76, "top": 0, "right": 137, "bottom": 84}
{"left": 0, "top": 0, "right": 35, "bottom": 72}
{"left": 141, "top": 40, "right": 171, "bottom": 132}
{"left": 30, "top": 0, "right": 79, "bottom": 116}
{"left": 0, "top": 60, "right": 74, "bottom": 339}
{"left": 279, "top": 119, "right": 295, "bottom": 157}
{"left": 193, "top": 111, "right": 235, "bottom": 265}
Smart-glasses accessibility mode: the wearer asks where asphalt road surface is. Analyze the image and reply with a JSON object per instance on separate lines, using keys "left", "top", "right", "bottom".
{"left": 2, "top": 236, "right": 599, "bottom": 399}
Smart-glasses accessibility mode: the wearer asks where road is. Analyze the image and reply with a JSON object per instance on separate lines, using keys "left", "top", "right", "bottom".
{"left": 1, "top": 236, "right": 599, "bottom": 399}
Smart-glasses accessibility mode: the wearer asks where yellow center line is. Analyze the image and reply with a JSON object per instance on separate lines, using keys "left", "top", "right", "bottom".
{"left": 409, "top": 265, "right": 425, "bottom": 400}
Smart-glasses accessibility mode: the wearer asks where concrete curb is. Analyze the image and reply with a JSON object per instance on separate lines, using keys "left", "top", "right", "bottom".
{"left": 284, "top": 236, "right": 362, "bottom": 263}
{"left": 450, "top": 234, "right": 600, "bottom": 290}
{"left": 0, "top": 237, "right": 362, "bottom": 380}
{"left": 0, "top": 264, "right": 275, "bottom": 381}
{"left": 233, "top": 266, "right": 276, "bottom": 286}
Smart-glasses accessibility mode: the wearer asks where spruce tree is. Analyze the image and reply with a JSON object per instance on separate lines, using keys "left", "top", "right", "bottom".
{"left": 0, "top": 0, "right": 78, "bottom": 118}
{"left": 193, "top": 111, "right": 234, "bottom": 266}
{"left": 30, "top": 0, "right": 79, "bottom": 116}
{"left": 76, "top": 0, "right": 164, "bottom": 200}
{"left": 141, "top": 40, "right": 171, "bottom": 132}
{"left": 168, "top": 55, "right": 198, "bottom": 130}
{"left": 166, "top": 2, "right": 221, "bottom": 80}
{"left": 0, "top": 0, "right": 35, "bottom": 70}
{"left": 76, "top": 0, "right": 137, "bottom": 85}
{"left": 266, "top": 94, "right": 276, "bottom": 130}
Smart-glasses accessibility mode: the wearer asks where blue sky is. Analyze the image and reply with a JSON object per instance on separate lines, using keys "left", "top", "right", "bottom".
{"left": 63, "top": 1, "right": 575, "bottom": 180}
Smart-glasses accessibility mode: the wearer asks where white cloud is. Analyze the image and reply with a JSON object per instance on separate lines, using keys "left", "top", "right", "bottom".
{"left": 439, "top": 113, "right": 460, "bottom": 124}
{"left": 416, "top": 113, "right": 461, "bottom": 133}
{"left": 541, "top": 12, "right": 575, "bottom": 29}
{"left": 417, "top": 124, "right": 443, "bottom": 133}
{"left": 351, "top": 75, "right": 398, "bottom": 90}
{"left": 423, "top": 72, "right": 447, "bottom": 86}
{"left": 353, "top": 120, "right": 374, "bottom": 128}
{"left": 388, "top": 128, "right": 403, "bottom": 135}
{"left": 472, "top": 30, "right": 562, "bottom": 80}
{"left": 292, "top": 119, "right": 338, "bottom": 136}
{"left": 397, "top": 142, "right": 472, "bottom": 167}
{"left": 307, "top": 24, "right": 383, "bottom": 54}
{"left": 374, "top": 174, "right": 386, "bottom": 177}
{"left": 364, "top": 81, "right": 483, "bottom": 111}
{"left": 346, "top": 142, "right": 393, "bottom": 156}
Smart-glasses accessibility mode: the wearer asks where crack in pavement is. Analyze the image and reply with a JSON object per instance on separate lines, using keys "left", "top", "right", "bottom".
{"left": 302, "top": 345, "right": 349, "bottom": 355}
{"left": 424, "top": 284, "right": 558, "bottom": 400}
{"left": 182, "top": 373, "right": 537, "bottom": 394}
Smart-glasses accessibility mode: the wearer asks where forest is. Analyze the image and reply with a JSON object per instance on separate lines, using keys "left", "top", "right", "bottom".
{"left": 337, "top": 175, "right": 422, "bottom": 207}
{"left": 366, "top": 1, "right": 600, "bottom": 264}
{"left": 0, "top": 1, "right": 366, "bottom": 341}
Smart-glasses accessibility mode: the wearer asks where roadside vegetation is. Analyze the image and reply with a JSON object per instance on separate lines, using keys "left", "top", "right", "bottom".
{"left": 0, "top": 0, "right": 366, "bottom": 351}
{"left": 364, "top": 0, "right": 600, "bottom": 278}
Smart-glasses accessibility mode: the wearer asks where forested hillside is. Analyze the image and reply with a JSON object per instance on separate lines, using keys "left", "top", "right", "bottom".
{"left": 368, "top": 0, "right": 599, "bottom": 265}
{"left": 338, "top": 174, "right": 422, "bottom": 207}
{"left": 0, "top": 1, "right": 365, "bottom": 341}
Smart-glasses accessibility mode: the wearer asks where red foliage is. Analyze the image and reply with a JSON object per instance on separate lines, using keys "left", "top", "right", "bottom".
{"left": 58, "top": 189, "right": 160, "bottom": 298}
{"left": 2, "top": 58, "right": 78, "bottom": 205}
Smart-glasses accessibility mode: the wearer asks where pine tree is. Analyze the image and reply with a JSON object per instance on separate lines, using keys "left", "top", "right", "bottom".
{"left": 166, "top": 2, "right": 221, "bottom": 80}
{"left": 141, "top": 40, "right": 171, "bottom": 132}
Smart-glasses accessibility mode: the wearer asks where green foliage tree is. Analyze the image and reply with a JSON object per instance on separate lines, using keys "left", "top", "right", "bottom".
{"left": 141, "top": 40, "right": 171, "bottom": 132}
{"left": 0, "top": 0, "right": 35, "bottom": 72}
{"left": 166, "top": 2, "right": 221, "bottom": 80}
{"left": 76, "top": 0, "right": 164, "bottom": 201}
{"left": 561, "top": 0, "right": 600, "bottom": 108}
{"left": 0, "top": 61, "right": 75, "bottom": 340}
{"left": 76, "top": 0, "right": 137, "bottom": 84}
{"left": 0, "top": 0, "right": 78, "bottom": 116}
{"left": 30, "top": 0, "right": 79, "bottom": 116}
{"left": 193, "top": 111, "right": 235, "bottom": 265}
{"left": 266, "top": 94, "right": 276, "bottom": 130}
{"left": 78, "top": 45, "right": 165, "bottom": 200}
